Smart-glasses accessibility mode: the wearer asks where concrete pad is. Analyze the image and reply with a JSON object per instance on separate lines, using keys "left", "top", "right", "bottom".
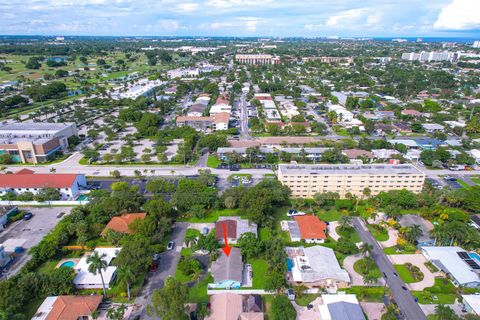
{"left": 360, "top": 302, "right": 386, "bottom": 320}
{"left": 328, "top": 221, "right": 340, "bottom": 241}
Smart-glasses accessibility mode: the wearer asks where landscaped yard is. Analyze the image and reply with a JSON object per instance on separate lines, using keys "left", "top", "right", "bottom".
{"left": 342, "top": 286, "right": 387, "bottom": 302}
{"left": 411, "top": 278, "right": 456, "bottom": 304}
{"left": 206, "top": 155, "right": 222, "bottom": 168}
{"left": 354, "top": 258, "right": 382, "bottom": 279}
{"left": 250, "top": 258, "right": 268, "bottom": 289}
{"left": 384, "top": 245, "right": 417, "bottom": 255}
{"left": 336, "top": 226, "right": 361, "bottom": 243}
{"left": 295, "top": 294, "right": 319, "bottom": 306}
{"left": 178, "top": 208, "right": 244, "bottom": 223}
{"left": 393, "top": 264, "right": 422, "bottom": 283}
{"left": 367, "top": 224, "right": 389, "bottom": 241}
{"left": 317, "top": 209, "right": 343, "bottom": 222}
{"left": 471, "top": 176, "right": 480, "bottom": 185}
{"left": 456, "top": 179, "right": 470, "bottom": 188}
{"left": 188, "top": 273, "right": 213, "bottom": 303}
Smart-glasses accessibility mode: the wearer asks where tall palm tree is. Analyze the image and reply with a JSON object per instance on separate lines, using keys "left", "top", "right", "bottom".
{"left": 116, "top": 265, "right": 135, "bottom": 301}
{"left": 185, "top": 233, "right": 198, "bottom": 248}
{"left": 87, "top": 251, "right": 108, "bottom": 298}
{"left": 408, "top": 224, "right": 423, "bottom": 245}
{"left": 360, "top": 243, "right": 373, "bottom": 259}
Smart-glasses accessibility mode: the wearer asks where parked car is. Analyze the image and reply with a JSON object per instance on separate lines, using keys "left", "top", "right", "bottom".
{"left": 167, "top": 241, "right": 175, "bottom": 250}
{"left": 23, "top": 212, "right": 33, "bottom": 220}
{"left": 287, "top": 209, "right": 306, "bottom": 217}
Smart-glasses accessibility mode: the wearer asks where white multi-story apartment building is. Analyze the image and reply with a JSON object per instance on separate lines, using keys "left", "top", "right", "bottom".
{"left": 235, "top": 54, "right": 280, "bottom": 65}
{"left": 401, "top": 51, "right": 459, "bottom": 62}
{"left": 473, "top": 41, "right": 480, "bottom": 49}
{"left": 278, "top": 164, "right": 425, "bottom": 198}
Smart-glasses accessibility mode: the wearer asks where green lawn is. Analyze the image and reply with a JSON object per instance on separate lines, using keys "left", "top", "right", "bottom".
{"left": 384, "top": 246, "right": 417, "bottom": 255}
{"left": 188, "top": 273, "right": 213, "bottom": 303}
{"left": 250, "top": 258, "right": 268, "bottom": 289}
{"left": 342, "top": 286, "right": 387, "bottom": 302}
{"left": 174, "top": 267, "right": 192, "bottom": 283}
{"left": 410, "top": 278, "right": 456, "bottom": 304}
{"left": 353, "top": 258, "right": 382, "bottom": 279}
{"left": 206, "top": 155, "right": 222, "bottom": 168}
{"left": 456, "top": 179, "right": 470, "bottom": 188}
{"left": 367, "top": 224, "right": 389, "bottom": 241}
{"left": 178, "top": 208, "right": 243, "bottom": 223}
{"left": 470, "top": 176, "right": 480, "bottom": 185}
{"left": 295, "top": 294, "right": 319, "bottom": 306}
{"left": 393, "top": 264, "right": 418, "bottom": 283}
{"left": 336, "top": 226, "right": 361, "bottom": 243}
{"left": 317, "top": 209, "right": 343, "bottom": 222}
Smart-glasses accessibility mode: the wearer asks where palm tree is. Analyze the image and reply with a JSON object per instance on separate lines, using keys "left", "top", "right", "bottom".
{"left": 407, "top": 224, "right": 423, "bottom": 245}
{"left": 339, "top": 214, "right": 352, "bottom": 230}
{"left": 87, "top": 251, "right": 108, "bottom": 298}
{"left": 363, "top": 273, "right": 379, "bottom": 285}
{"left": 185, "top": 233, "right": 198, "bottom": 248}
{"left": 360, "top": 243, "right": 373, "bottom": 259}
{"left": 49, "top": 167, "right": 56, "bottom": 173}
{"left": 116, "top": 265, "right": 135, "bottom": 301}
{"left": 362, "top": 187, "right": 371, "bottom": 199}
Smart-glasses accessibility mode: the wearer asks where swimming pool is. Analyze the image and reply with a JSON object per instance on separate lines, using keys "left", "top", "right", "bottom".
{"left": 77, "top": 195, "right": 89, "bottom": 201}
{"left": 469, "top": 252, "right": 480, "bottom": 262}
{"left": 287, "top": 258, "right": 293, "bottom": 271}
{"left": 60, "top": 261, "right": 75, "bottom": 268}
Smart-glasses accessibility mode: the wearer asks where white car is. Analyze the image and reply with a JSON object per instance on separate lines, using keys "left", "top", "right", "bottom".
{"left": 287, "top": 209, "right": 306, "bottom": 217}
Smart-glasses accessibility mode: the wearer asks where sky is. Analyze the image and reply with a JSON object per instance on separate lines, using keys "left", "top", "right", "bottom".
{"left": 0, "top": 0, "right": 479, "bottom": 38}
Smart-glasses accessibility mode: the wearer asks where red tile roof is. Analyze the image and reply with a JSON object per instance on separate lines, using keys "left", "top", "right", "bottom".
{"left": 15, "top": 168, "right": 35, "bottom": 175}
{"left": 101, "top": 213, "right": 147, "bottom": 236}
{"left": 215, "top": 220, "right": 237, "bottom": 239}
{"left": 213, "top": 112, "right": 230, "bottom": 124}
{"left": 46, "top": 295, "right": 102, "bottom": 320}
{"left": 294, "top": 215, "right": 327, "bottom": 239}
{"left": 0, "top": 171, "right": 80, "bottom": 189}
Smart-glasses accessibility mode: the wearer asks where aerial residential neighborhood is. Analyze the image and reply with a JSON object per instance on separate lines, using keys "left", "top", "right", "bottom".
{"left": 0, "top": 1, "right": 480, "bottom": 320}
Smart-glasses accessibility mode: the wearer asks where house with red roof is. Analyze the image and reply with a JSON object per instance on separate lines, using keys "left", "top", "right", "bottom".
{"left": 293, "top": 215, "right": 327, "bottom": 243}
{"left": 32, "top": 295, "right": 102, "bottom": 320}
{"left": 101, "top": 213, "right": 147, "bottom": 236}
{"left": 0, "top": 169, "right": 87, "bottom": 200}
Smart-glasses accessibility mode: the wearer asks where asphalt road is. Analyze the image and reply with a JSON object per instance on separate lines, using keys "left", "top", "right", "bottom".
{"left": 130, "top": 222, "right": 188, "bottom": 319}
{"left": 352, "top": 217, "right": 426, "bottom": 320}
{"left": 239, "top": 93, "right": 250, "bottom": 138}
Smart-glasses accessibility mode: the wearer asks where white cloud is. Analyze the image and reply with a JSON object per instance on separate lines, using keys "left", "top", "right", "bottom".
{"left": 326, "top": 8, "right": 365, "bottom": 27}
{"left": 174, "top": 2, "right": 200, "bottom": 13}
{"left": 434, "top": 0, "right": 480, "bottom": 30}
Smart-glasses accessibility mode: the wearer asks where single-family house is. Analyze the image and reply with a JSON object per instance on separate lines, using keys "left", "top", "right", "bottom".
{"left": 286, "top": 246, "right": 350, "bottom": 290}
{"left": 215, "top": 217, "right": 257, "bottom": 244}
{"left": 0, "top": 169, "right": 87, "bottom": 199}
{"left": 468, "top": 149, "right": 480, "bottom": 164}
{"left": 398, "top": 214, "right": 435, "bottom": 246}
{"left": 73, "top": 247, "right": 120, "bottom": 289}
{"left": 32, "top": 295, "right": 102, "bottom": 320}
{"left": 293, "top": 215, "right": 327, "bottom": 243}
{"left": 422, "top": 123, "right": 445, "bottom": 133}
{"left": 401, "top": 109, "right": 423, "bottom": 117}
{"left": 462, "top": 295, "right": 480, "bottom": 315}
{"left": 342, "top": 149, "right": 373, "bottom": 161}
{"left": 318, "top": 294, "right": 366, "bottom": 320}
{"left": 206, "top": 293, "right": 264, "bottom": 320}
{"left": 101, "top": 213, "right": 146, "bottom": 236}
{"left": 187, "top": 103, "right": 207, "bottom": 117}
{"left": 421, "top": 246, "right": 480, "bottom": 288}
{"left": 210, "top": 247, "right": 244, "bottom": 289}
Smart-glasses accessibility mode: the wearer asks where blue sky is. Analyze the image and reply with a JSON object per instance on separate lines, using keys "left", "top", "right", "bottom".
{"left": 0, "top": 0, "right": 479, "bottom": 37}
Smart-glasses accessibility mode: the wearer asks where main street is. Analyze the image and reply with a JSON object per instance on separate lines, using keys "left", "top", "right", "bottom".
{"left": 352, "top": 217, "right": 426, "bottom": 320}
{"left": 239, "top": 92, "right": 250, "bottom": 138}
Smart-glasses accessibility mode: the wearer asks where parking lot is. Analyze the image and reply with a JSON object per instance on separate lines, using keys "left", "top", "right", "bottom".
{"left": 0, "top": 206, "right": 73, "bottom": 279}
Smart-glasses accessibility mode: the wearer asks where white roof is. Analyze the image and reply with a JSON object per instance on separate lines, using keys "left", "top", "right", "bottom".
{"left": 421, "top": 246, "right": 480, "bottom": 285}
{"left": 422, "top": 123, "right": 445, "bottom": 130}
{"left": 319, "top": 294, "right": 364, "bottom": 320}
{"left": 73, "top": 247, "right": 121, "bottom": 287}
{"left": 469, "top": 149, "right": 480, "bottom": 159}
{"left": 388, "top": 139, "right": 418, "bottom": 147}
{"left": 287, "top": 246, "right": 350, "bottom": 283}
{"left": 31, "top": 296, "right": 58, "bottom": 320}
{"left": 463, "top": 295, "right": 480, "bottom": 314}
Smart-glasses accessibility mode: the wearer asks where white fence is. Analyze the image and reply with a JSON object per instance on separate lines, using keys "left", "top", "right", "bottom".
{"left": 207, "top": 289, "right": 274, "bottom": 295}
{"left": 0, "top": 200, "right": 88, "bottom": 206}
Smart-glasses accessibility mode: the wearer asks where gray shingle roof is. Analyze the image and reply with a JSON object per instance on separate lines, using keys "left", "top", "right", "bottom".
{"left": 211, "top": 247, "right": 243, "bottom": 283}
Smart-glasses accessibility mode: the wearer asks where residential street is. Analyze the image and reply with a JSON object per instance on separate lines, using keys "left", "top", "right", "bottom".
{"left": 130, "top": 222, "right": 188, "bottom": 319}
{"left": 352, "top": 217, "right": 426, "bottom": 320}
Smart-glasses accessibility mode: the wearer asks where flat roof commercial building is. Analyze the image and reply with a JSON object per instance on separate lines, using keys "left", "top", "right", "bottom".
{"left": 235, "top": 54, "right": 280, "bottom": 65}
{"left": 0, "top": 122, "right": 77, "bottom": 164}
{"left": 278, "top": 164, "right": 425, "bottom": 198}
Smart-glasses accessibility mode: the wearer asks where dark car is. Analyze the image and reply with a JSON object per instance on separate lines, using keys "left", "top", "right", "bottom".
{"left": 393, "top": 272, "right": 398, "bottom": 277}
{"left": 402, "top": 286, "right": 408, "bottom": 290}
{"left": 23, "top": 212, "right": 33, "bottom": 220}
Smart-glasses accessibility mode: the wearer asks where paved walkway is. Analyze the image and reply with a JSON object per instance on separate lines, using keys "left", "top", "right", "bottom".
{"left": 380, "top": 228, "right": 398, "bottom": 248}
{"left": 360, "top": 302, "right": 386, "bottom": 320}
{"left": 328, "top": 221, "right": 340, "bottom": 241}
{"left": 343, "top": 254, "right": 385, "bottom": 286}
{"left": 386, "top": 254, "right": 437, "bottom": 291}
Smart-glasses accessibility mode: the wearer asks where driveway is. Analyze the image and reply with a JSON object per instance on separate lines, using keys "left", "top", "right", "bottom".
{"left": 343, "top": 254, "right": 385, "bottom": 286}
{"left": 360, "top": 302, "right": 386, "bottom": 320}
{"left": 0, "top": 207, "right": 73, "bottom": 279}
{"left": 327, "top": 221, "right": 340, "bottom": 241}
{"left": 387, "top": 254, "right": 437, "bottom": 291}
{"left": 379, "top": 228, "right": 398, "bottom": 248}
{"left": 130, "top": 222, "right": 188, "bottom": 319}
{"left": 352, "top": 217, "right": 426, "bottom": 320}
{"left": 292, "top": 297, "right": 323, "bottom": 320}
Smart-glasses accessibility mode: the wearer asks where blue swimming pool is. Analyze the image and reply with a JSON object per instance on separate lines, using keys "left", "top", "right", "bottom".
{"left": 287, "top": 258, "right": 293, "bottom": 271}
{"left": 60, "top": 261, "right": 75, "bottom": 268}
{"left": 469, "top": 252, "right": 480, "bottom": 262}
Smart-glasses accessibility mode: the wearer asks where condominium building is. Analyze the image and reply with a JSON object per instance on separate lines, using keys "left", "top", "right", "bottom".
{"left": 401, "top": 51, "right": 459, "bottom": 62}
{"left": 278, "top": 164, "right": 425, "bottom": 198}
{"left": 176, "top": 112, "right": 229, "bottom": 132}
{"left": 0, "top": 122, "right": 78, "bottom": 163}
{"left": 301, "top": 56, "right": 353, "bottom": 64}
{"left": 235, "top": 54, "right": 280, "bottom": 65}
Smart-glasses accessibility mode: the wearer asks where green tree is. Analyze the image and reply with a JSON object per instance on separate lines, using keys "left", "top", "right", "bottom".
{"left": 87, "top": 251, "right": 108, "bottom": 298}
{"left": 147, "top": 278, "right": 188, "bottom": 320}
{"left": 116, "top": 266, "right": 135, "bottom": 301}
{"left": 270, "top": 295, "right": 296, "bottom": 320}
